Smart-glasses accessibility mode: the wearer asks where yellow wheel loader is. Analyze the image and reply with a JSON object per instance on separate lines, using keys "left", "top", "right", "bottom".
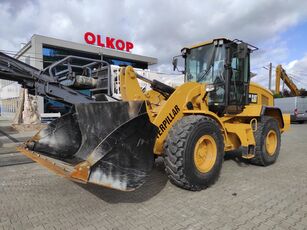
{"left": 0, "top": 38, "right": 290, "bottom": 191}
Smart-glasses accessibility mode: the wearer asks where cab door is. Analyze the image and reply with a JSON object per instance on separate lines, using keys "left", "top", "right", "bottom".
{"left": 225, "top": 44, "right": 250, "bottom": 114}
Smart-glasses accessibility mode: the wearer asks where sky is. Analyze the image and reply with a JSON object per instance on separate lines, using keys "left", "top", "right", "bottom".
{"left": 1, "top": 0, "right": 307, "bottom": 89}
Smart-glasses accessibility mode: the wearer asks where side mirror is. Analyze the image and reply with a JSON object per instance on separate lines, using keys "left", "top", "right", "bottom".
{"left": 172, "top": 58, "right": 178, "bottom": 71}
{"left": 237, "top": 43, "right": 248, "bottom": 59}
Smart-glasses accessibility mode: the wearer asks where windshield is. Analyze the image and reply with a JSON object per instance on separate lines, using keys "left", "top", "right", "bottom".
{"left": 186, "top": 44, "right": 226, "bottom": 84}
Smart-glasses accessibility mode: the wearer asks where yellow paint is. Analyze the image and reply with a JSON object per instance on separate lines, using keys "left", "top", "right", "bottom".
{"left": 249, "top": 82, "right": 274, "bottom": 106}
{"left": 15, "top": 39, "right": 293, "bottom": 190}
{"left": 224, "top": 122, "right": 255, "bottom": 147}
{"left": 194, "top": 135, "right": 217, "bottom": 173}
{"left": 227, "top": 104, "right": 262, "bottom": 117}
{"left": 275, "top": 65, "right": 300, "bottom": 96}
{"left": 120, "top": 66, "right": 146, "bottom": 101}
{"left": 117, "top": 66, "right": 290, "bottom": 157}
{"left": 17, "top": 145, "right": 87, "bottom": 184}
{"left": 282, "top": 114, "right": 290, "bottom": 132}
{"left": 152, "top": 82, "right": 203, "bottom": 153}
{"left": 186, "top": 37, "right": 228, "bottom": 49}
{"left": 265, "top": 130, "right": 278, "bottom": 156}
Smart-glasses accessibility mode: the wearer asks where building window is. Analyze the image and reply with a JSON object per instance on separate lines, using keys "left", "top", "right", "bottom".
{"left": 42, "top": 46, "right": 148, "bottom": 69}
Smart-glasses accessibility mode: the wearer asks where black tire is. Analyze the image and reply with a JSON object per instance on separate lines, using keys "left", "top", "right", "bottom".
{"left": 163, "top": 115, "right": 224, "bottom": 191}
{"left": 298, "top": 121, "right": 304, "bottom": 124}
{"left": 250, "top": 116, "right": 281, "bottom": 166}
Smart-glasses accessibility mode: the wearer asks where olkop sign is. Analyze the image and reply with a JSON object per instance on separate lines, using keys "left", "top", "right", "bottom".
{"left": 84, "top": 32, "right": 134, "bottom": 52}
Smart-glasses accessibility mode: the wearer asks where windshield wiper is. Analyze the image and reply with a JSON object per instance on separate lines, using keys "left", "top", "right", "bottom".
{"left": 196, "top": 64, "right": 213, "bottom": 83}
{"left": 196, "top": 46, "right": 217, "bottom": 83}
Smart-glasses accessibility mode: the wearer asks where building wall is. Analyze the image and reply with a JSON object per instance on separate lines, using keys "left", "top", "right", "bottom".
{"left": 0, "top": 36, "right": 44, "bottom": 118}
{"left": 0, "top": 80, "right": 20, "bottom": 118}
{"left": 0, "top": 34, "right": 157, "bottom": 119}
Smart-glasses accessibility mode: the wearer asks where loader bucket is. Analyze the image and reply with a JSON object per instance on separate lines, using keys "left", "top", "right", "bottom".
{"left": 21, "top": 101, "right": 157, "bottom": 191}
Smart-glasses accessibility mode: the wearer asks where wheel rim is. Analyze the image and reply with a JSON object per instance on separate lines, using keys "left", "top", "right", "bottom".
{"left": 265, "top": 130, "right": 277, "bottom": 156}
{"left": 194, "top": 135, "right": 217, "bottom": 173}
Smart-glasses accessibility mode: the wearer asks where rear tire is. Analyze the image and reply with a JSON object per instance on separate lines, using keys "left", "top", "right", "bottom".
{"left": 163, "top": 115, "right": 224, "bottom": 191}
{"left": 250, "top": 116, "right": 281, "bottom": 166}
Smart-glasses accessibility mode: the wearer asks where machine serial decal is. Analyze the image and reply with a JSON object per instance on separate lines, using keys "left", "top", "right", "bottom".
{"left": 157, "top": 105, "right": 180, "bottom": 138}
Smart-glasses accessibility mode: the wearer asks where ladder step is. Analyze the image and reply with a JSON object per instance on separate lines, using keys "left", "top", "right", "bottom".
{"left": 241, "top": 145, "right": 255, "bottom": 159}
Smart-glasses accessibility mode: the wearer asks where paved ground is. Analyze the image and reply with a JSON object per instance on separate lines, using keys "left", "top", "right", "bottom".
{"left": 0, "top": 119, "right": 34, "bottom": 167}
{"left": 0, "top": 121, "right": 307, "bottom": 230}
{"left": 0, "top": 116, "right": 35, "bottom": 167}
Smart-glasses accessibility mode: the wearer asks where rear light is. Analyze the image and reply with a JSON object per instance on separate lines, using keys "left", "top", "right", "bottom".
{"left": 294, "top": 108, "right": 298, "bottom": 116}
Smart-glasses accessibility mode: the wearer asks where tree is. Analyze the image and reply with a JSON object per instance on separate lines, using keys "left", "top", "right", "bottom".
{"left": 299, "top": 88, "right": 307, "bottom": 96}
{"left": 282, "top": 89, "right": 291, "bottom": 97}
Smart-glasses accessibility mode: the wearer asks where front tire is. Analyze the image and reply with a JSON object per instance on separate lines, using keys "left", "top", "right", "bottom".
{"left": 163, "top": 115, "right": 224, "bottom": 191}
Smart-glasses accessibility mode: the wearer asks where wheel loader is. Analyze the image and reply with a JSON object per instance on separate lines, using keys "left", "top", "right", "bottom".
{"left": 0, "top": 38, "right": 290, "bottom": 191}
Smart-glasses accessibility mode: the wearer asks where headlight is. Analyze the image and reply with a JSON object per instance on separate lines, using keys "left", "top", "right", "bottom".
{"left": 206, "top": 84, "right": 215, "bottom": 92}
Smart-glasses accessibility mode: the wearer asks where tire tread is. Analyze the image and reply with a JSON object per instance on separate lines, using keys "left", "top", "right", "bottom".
{"left": 250, "top": 116, "right": 280, "bottom": 166}
{"left": 164, "top": 115, "right": 223, "bottom": 191}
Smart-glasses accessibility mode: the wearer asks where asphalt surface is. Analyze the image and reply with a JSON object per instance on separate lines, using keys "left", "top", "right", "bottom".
{"left": 0, "top": 121, "right": 306, "bottom": 230}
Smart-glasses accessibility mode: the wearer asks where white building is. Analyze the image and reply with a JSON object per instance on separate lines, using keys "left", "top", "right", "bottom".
{"left": 0, "top": 34, "right": 157, "bottom": 118}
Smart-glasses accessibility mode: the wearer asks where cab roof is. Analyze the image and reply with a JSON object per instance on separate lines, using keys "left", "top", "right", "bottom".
{"left": 185, "top": 38, "right": 231, "bottom": 50}
{"left": 183, "top": 38, "right": 258, "bottom": 53}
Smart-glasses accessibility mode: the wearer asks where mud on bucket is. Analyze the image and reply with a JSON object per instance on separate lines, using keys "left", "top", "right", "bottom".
{"left": 26, "top": 101, "right": 157, "bottom": 191}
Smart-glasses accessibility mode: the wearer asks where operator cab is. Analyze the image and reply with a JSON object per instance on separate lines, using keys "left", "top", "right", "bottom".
{"left": 173, "top": 38, "right": 258, "bottom": 116}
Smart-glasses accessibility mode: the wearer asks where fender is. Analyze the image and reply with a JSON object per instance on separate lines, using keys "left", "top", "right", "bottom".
{"left": 152, "top": 82, "right": 203, "bottom": 154}
{"left": 261, "top": 106, "right": 290, "bottom": 132}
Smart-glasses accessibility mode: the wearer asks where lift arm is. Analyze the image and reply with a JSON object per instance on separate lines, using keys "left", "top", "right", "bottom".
{"left": 275, "top": 64, "right": 300, "bottom": 96}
